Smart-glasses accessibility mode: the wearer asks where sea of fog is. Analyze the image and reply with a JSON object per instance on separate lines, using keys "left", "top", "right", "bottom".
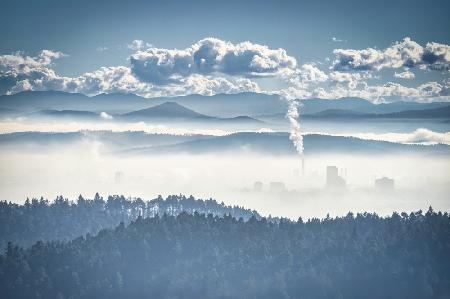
{"left": 1, "top": 146, "right": 448, "bottom": 219}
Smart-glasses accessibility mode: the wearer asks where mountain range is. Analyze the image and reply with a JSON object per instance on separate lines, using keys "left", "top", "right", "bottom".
{"left": 1, "top": 91, "right": 449, "bottom": 119}
{"left": 23, "top": 101, "right": 264, "bottom": 127}
{"left": 119, "top": 102, "right": 262, "bottom": 124}
{"left": 302, "top": 105, "right": 450, "bottom": 119}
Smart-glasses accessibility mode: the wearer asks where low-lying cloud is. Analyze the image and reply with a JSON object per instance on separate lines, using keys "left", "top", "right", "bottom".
{"left": 0, "top": 120, "right": 232, "bottom": 136}
{"left": 334, "top": 128, "right": 450, "bottom": 145}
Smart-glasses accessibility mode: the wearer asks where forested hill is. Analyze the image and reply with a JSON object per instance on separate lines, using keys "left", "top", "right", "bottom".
{"left": 1, "top": 209, "right": 449, "bottom": 299}
{"left": 0, "top": 194, "right": 259, "bottom": 248}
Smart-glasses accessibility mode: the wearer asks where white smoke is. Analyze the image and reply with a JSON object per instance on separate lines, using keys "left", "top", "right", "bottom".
{"left": 286, "top": 100, "right": 304, "bottom": 154}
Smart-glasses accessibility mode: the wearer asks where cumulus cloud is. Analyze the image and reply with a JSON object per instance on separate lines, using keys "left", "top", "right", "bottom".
{"left": 1, "top": 38, "right": 449, "bottom": 104}
{"left": 422, "top": 42, "right": 450, "bottom": 71}
{"left": 0, "top": 49, "right": 260, "bottom": 97}
{"left": 129, "top": 37, "right": 297, "bottom": 84}
{"left": 0, "top": 49, "right": 65, "bottom": 70}
{"left": 306, "top": 81, "right": 449, "bottom": 102}
{"left": 332, "top": 37, "right": 450, "bottom": 72}
{"left": 394, "top": 70, "right": 415, "bottom": 79}
{"left": 298, "top": 64, "right": 328, "bottom": 82}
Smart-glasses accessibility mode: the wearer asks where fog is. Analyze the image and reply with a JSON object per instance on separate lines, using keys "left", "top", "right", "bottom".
{"left": 1, "top": 141, "right": 448, "bottom": 219}
{"left": 1, "top": 119, "right": 449, "bottom": 145}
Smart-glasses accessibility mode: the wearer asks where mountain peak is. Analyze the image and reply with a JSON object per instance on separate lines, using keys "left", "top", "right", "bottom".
{"left": 122, "top": 101, "right": 209, "bottom": 119}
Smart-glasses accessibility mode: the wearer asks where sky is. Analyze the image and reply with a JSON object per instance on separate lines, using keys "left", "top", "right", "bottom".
{"left": 0, "top": 0, "right": 449, "bottom": 102}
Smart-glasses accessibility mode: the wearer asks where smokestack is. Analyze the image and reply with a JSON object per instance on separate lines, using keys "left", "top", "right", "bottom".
{"left": 301, "top": 157, "right": 305, "bottom": 176}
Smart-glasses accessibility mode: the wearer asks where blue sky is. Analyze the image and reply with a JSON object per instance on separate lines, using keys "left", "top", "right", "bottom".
{"left": 0, "top": 0, "right": 449, "bottom": 101}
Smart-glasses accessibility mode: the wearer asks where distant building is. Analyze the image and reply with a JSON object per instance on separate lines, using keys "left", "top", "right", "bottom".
{"left": 375, "top": 177, "right": 394, "bottom": 191}
{"left": 114, "top": 171, "right": 124, "bottom": 183}
{"left": 269, "top": 182, "right": 286, "bottom": 192}
{"left": 253, "top": 181, "right": 263, "bottom": 191}
{"left": 326, "top": 166, "right": 346, "bottom": 190}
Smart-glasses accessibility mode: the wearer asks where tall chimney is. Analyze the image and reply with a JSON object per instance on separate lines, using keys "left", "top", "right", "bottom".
{"left": 301, "top": 157, "right": 305, "bottom": 176}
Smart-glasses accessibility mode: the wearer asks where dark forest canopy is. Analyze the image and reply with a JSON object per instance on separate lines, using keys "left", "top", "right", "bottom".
{"left": 0, "top": 194, "right": 260, "bottom": 248}
{"left": 1, "top": 208, "right": 450, "bottom": 299}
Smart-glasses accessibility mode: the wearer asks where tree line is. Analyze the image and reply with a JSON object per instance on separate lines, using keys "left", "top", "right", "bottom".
{"left": 0, "top": 194, "right": 259, "bottom": 248}
{"left": 1, "top": 205, "right": 449, "bottom": 298}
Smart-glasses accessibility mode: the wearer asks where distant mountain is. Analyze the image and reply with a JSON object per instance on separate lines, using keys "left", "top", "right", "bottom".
{"left": 0, "top": 90, "right": 153, "bottom": 114}
{"left": 299, "top": 97, "right": 450, "bottom": 115}
{"left": 121, "top": 102, "right": 212, "bottom": 120}
{"left": 380, "top": 106, "right": 450, "bottom": 119}
{"left": 300, "top": 97, "right": 374, "bottom": 114}
{"left": 302, "top": 105, "right": 450, "bottom": 120}
{"left": 0, "top": 131, "right": 214, "bottom": 152}
{"left": 0, "top": 107, "right": 19, "bottom": 117}
{"left": 151, "top": 92, "right": 286, "bottom": 117}
{"left": 119, "top": 102, "right": 264, "bottom": 125}
{"left": 1, "top": 90, "right": 449, "bottom": 119}
{"left": 31, "top": 109, "right": 101, "bottom": 120}
{"left": 0, "top": 90, "right": 88, "bottom": 112}
{"left": 305, "top": 109, "right": 371, "bottom": 118}
{"left": 0, "top": 91, "right": 285, "bottom": 117}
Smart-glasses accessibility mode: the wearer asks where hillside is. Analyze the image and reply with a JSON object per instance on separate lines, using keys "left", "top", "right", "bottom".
{"left": 0, "top": 194, "right": 259, "bottom": 248}
{"left": 127, "top": 132, "right": 450, "bottom": 156}
{"left": 1, "top": 208, "right": 449, "bottom": 299}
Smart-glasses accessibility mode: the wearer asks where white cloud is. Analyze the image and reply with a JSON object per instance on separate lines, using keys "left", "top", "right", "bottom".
{"left": 300, "top": 129, "right": 450, "bottom": 145}
{"left": 332, "top": 37, "right": 450, "bottom": 72}
{"left": 129, "top": 37, "right": 297, "bottom": 84}
{"left": 127, "top": 39, "right": 152, "bottom": 51}
{"left": 96, "top": 46, "right": 109, "bottom": 52}
{"left": 0, "top": 50, "right": 260, "bottom": 97}
{"left": 423, "top": 42, "right": 450, "bottom": 71}
{"left": 100, "top": 112, "right": 113, "bottom": 120}
{"left": 1, "top": 38, "right": 449, "bottom": 103}
{"left": 298, "top": 64, "right": 328, "bottom": 82}
{"left": 306, "top": 81, "right": 448, "bottom": 102}
{"left": 0, "top": 50, "right": 65, "bottom": 69}
{"left": 394, "top": 70, "right": 415, "bottom": 79}
{"left": 349, "top": 128, "right": 450, "bottom": 145}
{"left": 332, "top": 37, "right": 346, "bottom": 43}
{"left": 328, "top": 71, "right": 371, "bottom": 89}
{"left": 0, "top": 120, "right": 232, "bottom": 136}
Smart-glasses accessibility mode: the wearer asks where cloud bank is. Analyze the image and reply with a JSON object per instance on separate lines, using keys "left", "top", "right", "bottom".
{"left": 0, "top": 37, "right": 448, "bottom": 103}
{"left": 0, "top": 49, "right": 261, "bottom": 97}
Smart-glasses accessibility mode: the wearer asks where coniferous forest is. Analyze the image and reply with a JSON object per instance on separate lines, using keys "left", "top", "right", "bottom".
{"left": 0, "top": 194, "right": 259, "bottom": 249}
{"left": 1, "top": 195, "right": 450, "bottom": 299}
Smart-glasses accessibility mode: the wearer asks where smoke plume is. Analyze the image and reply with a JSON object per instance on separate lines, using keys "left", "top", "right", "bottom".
{"left": 287, "top": 100, "right": 304, "bottom": 154}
